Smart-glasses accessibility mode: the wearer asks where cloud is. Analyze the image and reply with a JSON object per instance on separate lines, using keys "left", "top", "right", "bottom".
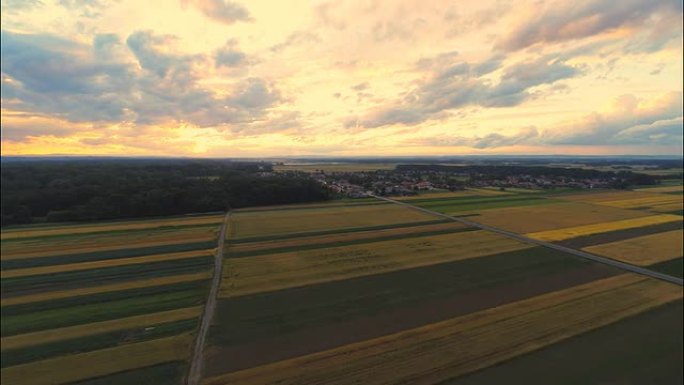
{"left": 270, "top": 31, "right": 320, "bottom": 53}
{"left": 498, "top": 0, "right": 683, "bottom": 51}
{"left": 215, "top": 40, "right": 247, "bottom": 67}
{"left": 0, "top": 118, "right": 83, "bottom": 141}
{"left": 543, "top": 92, "right": 683, "bottom": 145}
{"left": 1, "top": 0, "right": 43, "bottom": 12}
{"left": 1, "top": 30, "right": 285, "bottom": 133}
{"left": 180, "top": 0, "right": 250, "bottom": 25}
{"left": 351, "top": 82, "right": 369, "bottom": 91}
{"left": 349, "top": 53, "right": 579, "bottom": 128}
{"left": 410, "top": 126, "right": 540, "bottom": 149}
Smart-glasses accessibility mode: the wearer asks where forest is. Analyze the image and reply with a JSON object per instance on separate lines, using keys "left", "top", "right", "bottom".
{"left": 1, "top": 159, "right": 330, "bottom": 226}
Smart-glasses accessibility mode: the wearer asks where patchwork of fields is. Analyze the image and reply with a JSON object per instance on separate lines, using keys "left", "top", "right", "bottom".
{"left": 406, "top": 188, "right": 683, "bottom": 278}
{"left": 1, "top": 214, "right": 224, "bottom": 385}
{"left": 2, "top": 186, "right": 682, "bottom": 384}
{"left": 204, "top": 193, "right": 683, "bottom": 384}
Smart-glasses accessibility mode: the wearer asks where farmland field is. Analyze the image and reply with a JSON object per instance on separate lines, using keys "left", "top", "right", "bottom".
{"left": 449, "top": 300, "right": 683, "bottom": 385}
{"left": 583, "top": 230, "right": 683, "bottom": 266}
{"left": 229, "top": 201, "right": 439, "bottom": 240}
{"left": 203, "top": 194, "right": 683, "bottom": 384}
{"left": 2, "top": 192, "right": 683, "bottom": 385}
{"left": 526, "top": 214, "right": 682, "bottom": 242}
{"left": 470, "top": 201, "right": 651, "bottom": 233}
{"left": 1, "top": 213, "right": 225, "bottom": 385}
{"left": 219, "top": 230, "right": 531, "bottom": 298}
{"left": 204, "top": 274, "right": 682, "bottom": 385}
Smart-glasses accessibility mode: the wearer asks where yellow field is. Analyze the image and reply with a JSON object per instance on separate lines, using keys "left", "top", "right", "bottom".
{"left": 220, "top": 230, "right": 530, "bottom": 298}
{"left": 526, "top": 214, "right": 683, "bottom": 242}
{"left": 598, "top": 195, "right": 682, "bottom": 209}
{"left": 470, "top": 201, "right": 650, "bottom": 233}
{"left": 230, "top": 204, "right": 438, "bottom": 239}
{"left": 1, "top": 226, "right": 217, "bottom": 260}
{"left": 1, "top": 249, "right": 212, "bottom": 279}
{"left": 1, "top": 306, "right": 202, "bottom": 350}
{"left": 634, "top": 185, "right": 683, "bottom": 193}
{"left": 1, "top": 214, "right": 224, "bottom": 240}
{"left": 0, "top": 334, "right": 194, "bottom": 385}
{"left": 273, "top": 163, "right": 396, "bottom": 172}
{"left": 583, "top": 230, "right": 684, "bottom": 266}
{"left": 204, "top": 274, "right": 682, "bottom": 385}
{"left": 1, "top": 271, "right": 212, "bottom": 306}
{"left": 227, "top": 222, "right": 466, "bottom": 255}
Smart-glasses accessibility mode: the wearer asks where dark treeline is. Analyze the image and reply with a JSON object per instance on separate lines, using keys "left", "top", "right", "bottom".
{"left": 1, "top": 160, "right": 330, "bottom": 226}
{"left": 395, "top": 164, "right": 659, "bottom": 186}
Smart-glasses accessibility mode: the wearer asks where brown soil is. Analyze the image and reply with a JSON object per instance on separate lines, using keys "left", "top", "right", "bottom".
{"left": 203, "top": 263, "right": 618, "bottom": 376}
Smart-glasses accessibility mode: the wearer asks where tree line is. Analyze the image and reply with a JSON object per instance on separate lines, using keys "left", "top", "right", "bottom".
{"left": 1, "top": 159, "right": 330, "bottom": 226}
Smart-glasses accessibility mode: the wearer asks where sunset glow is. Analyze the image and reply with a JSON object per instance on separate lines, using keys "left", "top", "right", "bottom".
{"left": 1, "top": 0, "right": 682, "bottom": 156}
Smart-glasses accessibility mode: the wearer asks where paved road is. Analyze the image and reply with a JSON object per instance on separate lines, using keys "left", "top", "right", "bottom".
{"left": 372, "top": 195, "right": 683, "bottom": 286}
{"left": 187, "top": 211, "right": 231, "bottom": 385}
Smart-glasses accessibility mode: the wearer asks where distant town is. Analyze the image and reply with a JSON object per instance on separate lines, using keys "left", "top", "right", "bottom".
{"left": 270, "top": 163, "right": 670, "bottom": 198}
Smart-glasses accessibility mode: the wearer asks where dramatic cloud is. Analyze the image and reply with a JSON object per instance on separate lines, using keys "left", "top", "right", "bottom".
{"left": 411, "top": 126, "right": 540, "bottom": 149}
{"left": 1, "top": 30, "right": 283, "bottom": 130}
{"left": 180, "top": 0, "right": 250, "bottom": 25}
{"left": 498, "top": 0, "right": 683, "bottom": 51}
{"left": 1, "top": 0, "right": 682, "bottom": 155}
{"left": 544, "top": 92, "right": 683, "bottom": 145}
{"left": 349, "top": 53, "right": 579, "bottom": 128}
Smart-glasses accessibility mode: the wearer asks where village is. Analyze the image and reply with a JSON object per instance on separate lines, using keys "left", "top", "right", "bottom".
{"left": 309, "top": 168, "right": 616, "bottom": 198}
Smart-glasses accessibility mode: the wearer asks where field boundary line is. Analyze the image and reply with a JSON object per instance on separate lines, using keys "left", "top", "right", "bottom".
{"left": 372, "top": 194, "right": 683, "bottom": 286}
{"left": 187, "top": 211, "right": 230, "bottom": 385}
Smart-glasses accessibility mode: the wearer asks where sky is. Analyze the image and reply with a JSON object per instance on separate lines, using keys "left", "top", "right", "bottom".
{"left": 1, "top": 0, "right": 682, "bottom": 157}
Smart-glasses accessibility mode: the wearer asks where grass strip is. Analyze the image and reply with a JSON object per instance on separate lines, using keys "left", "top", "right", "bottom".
{"left": 1, "top": 223, "right": 219, "bottom": 243}
{"left": 64, "top": 362, "right": 187, "bottom": 385}
{"left": 1, "top": 318, "right": 197, "bottom": 368}
{"left": 1, "top": 280, "right": 209, "bottom": 317}
{"left": 1, "top": 256, "right": 212, "bottom": 296}
{"left": 2, "top": 289, "right": 207, "bottom": 337}
{"left": 230, "top": 219, "right": 452, "bottom": 244}
{"left": 228, "top": 227, "right": 478, "bottom": 258}
{"left": 1, "top": 241, "right": 216, "bottom": 270}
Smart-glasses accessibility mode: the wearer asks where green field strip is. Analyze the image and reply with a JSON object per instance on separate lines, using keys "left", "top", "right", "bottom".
{"left": 227, "top": 227, "right": 478, "bottom": 258}
{"left": 210, "top": 247, "right": 599, "bottom": 347}
{"left": 396, "top": 195, "right": 500, "bottom": 205}
{"left": 555, "top": 221, "right": 683, "bottom": 249}
{"left": 649, "top": 257, "right": 683, "bottom": 279}
{"left": 1, "top": 318, "right": 197, "bottom": 368}
{"left": 1, "top": 256, "right": 212, "bottom": 297}
{"left": 447, "top": 300, "right": 683, "bottom": 385}
{"left": 1, "top": 223, "right": 220, "bottom": 243}
{"left": 0, "top": 241, "right": 216, "bottom": 270}
{"left": 2, "top": 289, "right": 207, "bottom": 337}
{"left": 413, "top": 195, "right": 550, "bottom": 207}
{"left": 234, "top": 200, "right": 387, "bottom": 213}
{"left": 1, "top": 280, "right": 210, "bottom": 317}
{"left": 64, "top": 362, "right": 187, "bottom": 385}
{"left": 229, "top": 219, "right": 452, "bottom": 244}
{"left": 422, "top": 197, "right": 557, "bottom": 214}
